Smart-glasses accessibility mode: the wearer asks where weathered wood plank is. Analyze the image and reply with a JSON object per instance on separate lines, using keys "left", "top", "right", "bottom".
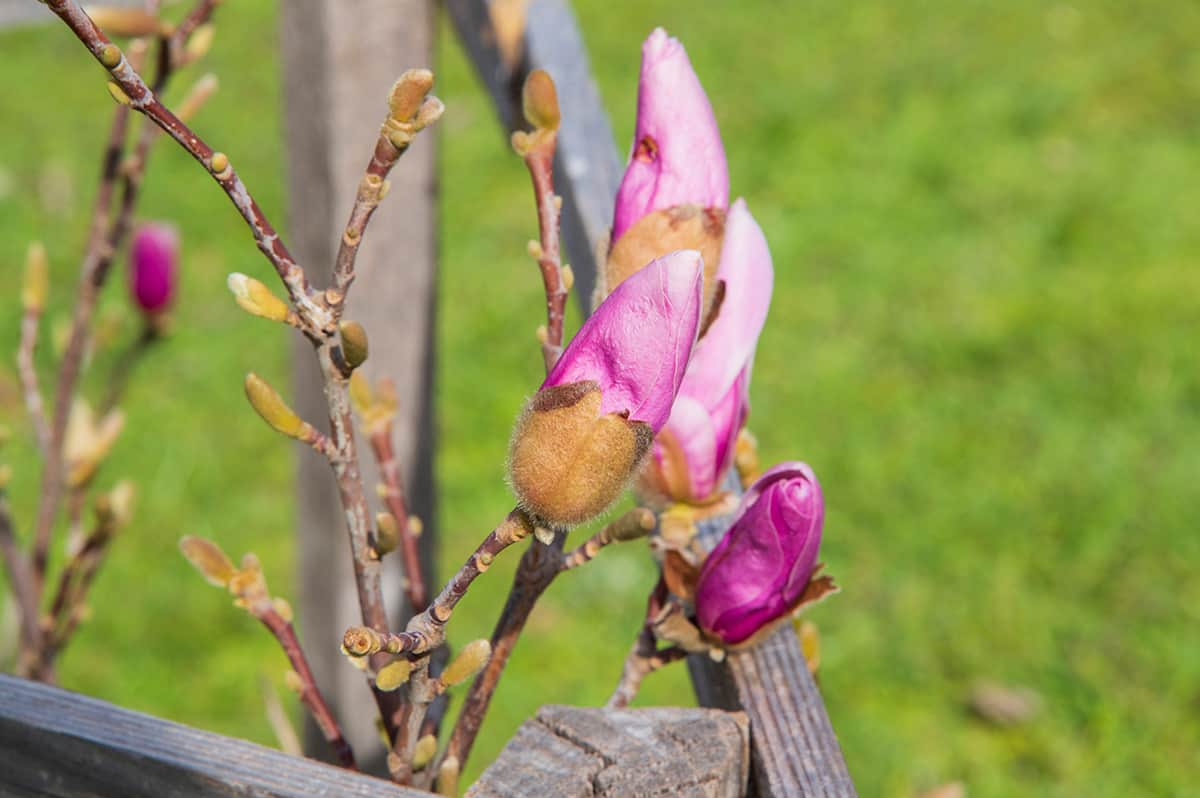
{"left": 446, "top": 0, "right": 623, "bottom": 310}
{"left": 278, "top": 0, "right": 438, "bottom": 767}
{"left": 468, "top": 705, "right": 750, "bottom": 798}
{"left": 0, "top": 673, "right": 423, "bottom": 797}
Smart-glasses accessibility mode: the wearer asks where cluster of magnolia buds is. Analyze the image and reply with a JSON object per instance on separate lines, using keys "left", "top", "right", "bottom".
{"left": 507, "top": 28, "right": 837, "bottom": 651}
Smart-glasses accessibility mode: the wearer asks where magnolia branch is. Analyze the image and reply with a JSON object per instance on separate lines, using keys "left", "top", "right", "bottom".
{"left": 32, "top": 0, "right": 221, "bottom": 612}
{"left": 606, "top": 579, "right": 684, "bottom": 709}
{"left": 256, "top": 605, "right": 357, "bottom": 770}
{"left": 342, "top": 509, "right": 534, "bottom": 658}
{"left": 521, "top": 129, "right": 567, "bottom": 371}
{"left": 18, "top": 304, "right": 50, "bottom": 456}
{"left": 44, "top": 0, "right": 326, "bottom": 332}
{"left": 368, "top": 424, "right": 426, "bottom": 611}
{"left": 0, "top": 494, "right": 39, "bottom": 666}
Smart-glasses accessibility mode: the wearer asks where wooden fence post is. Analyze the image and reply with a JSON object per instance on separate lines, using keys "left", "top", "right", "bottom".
{"left": 279, "top": 0, "right": 438, "bottom": 767}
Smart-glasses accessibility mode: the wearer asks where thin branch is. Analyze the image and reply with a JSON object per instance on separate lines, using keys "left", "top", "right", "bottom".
{"left": 439, "top": 529, "right": 564, "bottom": 776}
{"left": 368, "top": 423, "right": 426, "bottom": 611}
{"left": 522, "top": 135, "right": 568, "bottom": 371}
{"left": 256, "top": 605, "right": 358, "bottom": 770}
{"left": 560, "top": 508, "right": 655, "bottom": 571}
{"left": 45, "top": 0, "right": 327, "bottom": 332}
{"left": 17, "top": 308, "right": 50, "bottom": 456}
{"left": 606, "top": 579, "right": 681, "bottom": 709}
{"left": 0, "top": 495, "right": 40, "bottom": 669}
{"left": 342, "top": 510, "right": 535, "bottom": 658}
{"left": 331, "top": 132, "right": 410, "bottom": 303}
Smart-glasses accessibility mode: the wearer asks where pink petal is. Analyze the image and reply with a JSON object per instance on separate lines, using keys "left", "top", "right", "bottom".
{"left": 611, "top": 28, "right": 729, "bottom": 242}
{"left": 677, "top": 199, "right": 773, "bottom": 402}
{"left": 544, "top": 250, "right": 704, "bottom": 431}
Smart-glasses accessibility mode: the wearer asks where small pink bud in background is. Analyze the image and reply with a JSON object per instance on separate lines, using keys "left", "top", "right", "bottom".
{"left": 509, "top": 251, "right": 704, "bottom": 525}
{"left": 612, "top": 28, "right": 729, "bottom": 245}
{"left": 128, "top": 223, "right": 179, "bottom": 317}
{"left": 647, "top": 200, "right": 774, "bottom": 502}
{"left": 694, "top": 462, "right": 824, "bottom": 645}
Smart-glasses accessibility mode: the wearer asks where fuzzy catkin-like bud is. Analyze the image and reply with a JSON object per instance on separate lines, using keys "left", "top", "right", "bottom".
{"left": 436, "top": 756, "right": 460, "bottom": 797}
{"left": 177, "top": 73, "right": 218, "bottom": 123}
{"left": 440, "top": 639, "right": 491, "bottom": 688}
{"left": 22, "top": 241, "right": 48, "bottom": 312}
{"left": 244, "top": 373, "right": 306, "bottom": 439}
{"left": 179, "top": 535, "right": 237, "bottom": 588}
{"left": 522, "top": 69, "right": 560, "bottom": 131}
{"left": 374, "top": 512, "right": 399, "bottom": 555}
{"left": 184, "top": 23, "right": 215, "bottom": 61}
{"left": 227, "top": 273, "right": 291, "bottom": 323}
{"left": 508, "top": 382, "right": 653, "bottom": 527}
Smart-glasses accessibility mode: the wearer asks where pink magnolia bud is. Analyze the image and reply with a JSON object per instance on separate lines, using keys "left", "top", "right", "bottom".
{"left": 648, "top": 200, "right": 773, "bottom": 502}
{"left": 508, "top": 251, "right": 704, "bottom": 525}
{"left": 694, "top": 462, "right": 824, "bottom": 645}
{"left": 129, "top": 223, "right": 179, "bottom": 316}
{"left": 611, "top": 28, "right": 729, "bottom": 244}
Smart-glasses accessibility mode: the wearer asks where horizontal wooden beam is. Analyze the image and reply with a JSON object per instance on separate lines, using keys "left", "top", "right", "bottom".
{"left": 0, "top": 674, "right": 424, "bottom": 797}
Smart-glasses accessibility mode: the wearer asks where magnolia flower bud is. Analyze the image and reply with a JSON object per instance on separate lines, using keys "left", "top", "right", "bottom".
{"left": 644, "top": 200, "right": 774, "bottom": 504}
{"left": 611, "top": 28, "right": 729, "bottom": 245}
{"left": 129, "top": 223, "right": 179, "bottom": 318}
{"left": 694, "top": 462, "right": 824, "bottom": 645}
{"left": 507, "top": 251, "right": 703, "bottom": 526}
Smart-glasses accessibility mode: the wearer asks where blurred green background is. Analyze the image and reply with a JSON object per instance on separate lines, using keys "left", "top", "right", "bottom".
{"left": 2, "top": 1, "right": 1199, "bottom": 796}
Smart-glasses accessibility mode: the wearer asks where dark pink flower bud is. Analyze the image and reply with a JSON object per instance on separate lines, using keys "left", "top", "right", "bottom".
{"left": 129, "top": 223, "right": 179, "bottom": 316}
{"left": 694, "top": 462, "right": 824, "bottom": 645}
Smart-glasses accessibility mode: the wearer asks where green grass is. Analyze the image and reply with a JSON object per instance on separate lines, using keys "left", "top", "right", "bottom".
{"left": 3, "top": 2, "right": 1200, "bottom": 796}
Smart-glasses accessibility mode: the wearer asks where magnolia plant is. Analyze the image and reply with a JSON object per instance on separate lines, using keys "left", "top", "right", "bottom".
{"left": 3, "top": 3, "right": 838, "bottom": 793}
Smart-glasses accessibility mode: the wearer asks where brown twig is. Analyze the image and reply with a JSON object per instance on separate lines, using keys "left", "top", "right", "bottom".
{"left": 438, "top": 529, "right": 564, "bottom": 777}
{"left": 17, "top": 308, "right": 50, "bottom": 457}
{"left": 343, "top": 510, "right": 534, "bottom": 658}
{"left": 0, "top": 495, "right": 40, "bottom": 669}
{"left": 45, "top": 0, "right": 325, "bottom": 330}
{"left": 368, "top": 425, "right": 426, "bottom": 611}
{"left": 256, "top": 605, "right": 358, "bottom": 770}
{"left": 32, "top": 0, "right": 223, "bottom": 608}
{"left": 605, "top": 579, "right": 685, "bottom": 709}
{"left": 522, "top": 134, "right": 567, "bottom": 371}
{"left": 560, "top": 508, "right": 655, "bottom": 571}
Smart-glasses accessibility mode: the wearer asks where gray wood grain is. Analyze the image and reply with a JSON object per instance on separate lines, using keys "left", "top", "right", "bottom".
{"left": 278, "top": 0, "right": 438, "bottom": 769}
{"left": 468, "top": 705, "right": 750, "bottom": 798}
{"left": 0, "top": 673, "right": 423, "bottom": 797}
{"left": 446, "top": 0, "right": 624, "bottom": 311}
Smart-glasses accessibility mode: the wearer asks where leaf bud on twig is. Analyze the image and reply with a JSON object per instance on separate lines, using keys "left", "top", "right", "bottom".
{"left": 184, "top": 23, "right": 215, "bottom": 62}
{"left": 244, "top": 373, "right": 307, "bottom": 439}
{"left": 86, "top": 7, "right": 164, "bottom": 37}
{"left": 179, "top": 535, "right": 237, "bottom": 588}
{"left": 522, "top": 69, "right": 560, "bottom": 131}
{"left": 440, "top": 639, "right": 491, "bottom": 688}
{"left": 411, "top": 734, "right": 438, "bottom": 770}
{"left": 176, "top": 73, "right": 219, "bottom": 123}
{"left": 106, "top": 81, "right": 132, "bottom": 106}
{"left": 227, "top": 273, "right": 291, "bottom": 323}
{"left": 436, "top": 756, "right": 460, "bottom": 797}
{"left": 374, "top": 511, "right": 399, "bottom": 555}
{"left": 375, "top": 658, "right": 413, "bottom": 691}
{"left": 22, "top": 241, "right": 48, "bottom": 313}
{"left": 338, "top": 320, "right": 369, "bottom": 371}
